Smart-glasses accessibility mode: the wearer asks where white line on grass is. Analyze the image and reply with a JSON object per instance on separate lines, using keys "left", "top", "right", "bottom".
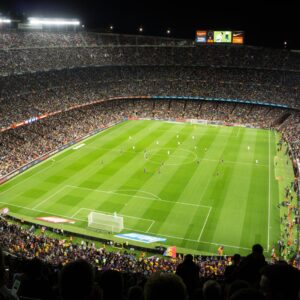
{"left": 0, "top": 121, "right": 126, "bottom": 195}
{"left": 202, "top": 158, "right": 268, "bottom": 168}
{"left": 0, "top": 201, "right": 81, "bottom": 222}
{"left": 71, "top": 207, "right": 84, "bottom": 218}
{"left": 66, "top": 185, "right": 211, "bottom": 208}
{"left": 199, "top": 240, "right": 252, "bottom": 251}
{"left": 117, "top": 189, "right": 162, "bottom": 200}
{"left": 146, "top": 221, "right": 155, "bottom": 233}
{"left": 267, "top": 130, "right": 271, "bottom": 252}
{"left": 0, "top": 200, "right": 253, "bottom": 250}
{"left": 85, "top": 145, "right": 267, "bottom": 167}
{"left": 150, "top": 233, "right": 198, "bottom": 242}
{"left": 0, "top": 163, "right": 54, "bottom": 196}
{"left": 197, "top": 207, "right": 212, "bottom": 242}
{"left": 236, "top": 127, "right": 241, "bottom": 138}
{"left": 32, "top": 186, "right": 67, "bottom": 210}
{"left": 0, "top": 201, "right": 146, "bottom": 232}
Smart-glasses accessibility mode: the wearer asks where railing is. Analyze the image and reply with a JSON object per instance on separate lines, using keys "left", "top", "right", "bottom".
{"left": 0, "top": 95, "right": 291, "bottom": 133}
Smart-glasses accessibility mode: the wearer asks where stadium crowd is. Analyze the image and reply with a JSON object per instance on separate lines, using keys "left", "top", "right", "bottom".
{"left": 1, "top": 216, "right": 300, "bottom": 300}
{"left": 1, "top": 66, "right": 300, "bottom": 129}
{"left": 279, "top": 113, "right": 300, "bottom": 160}
{"left": 0, "top": 30, "right": 300, "bottom": 299}
{"left": 0, "top": 31, "right": 300, "bottom": 72}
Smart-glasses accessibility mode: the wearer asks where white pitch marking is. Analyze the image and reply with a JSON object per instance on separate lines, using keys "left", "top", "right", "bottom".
{"left": 146, "top": 221, "right": 155, "bottom": 233}
{"left": 66, "top": 185, "right": 211, "bottom": 208}
{"left": 267, "top": 130, "right": 271, "bottom": 252}
{"left": 0, "top": 201, "right": 255, "bottom": 251}
{"left": 32, "top": 186, "right": 67, "bottom": 210}
{"left": 0, "top": 163, "right": 54, "bottom": 196}
{"left": 197, "top": 207, "right": 212, "bottom": 242}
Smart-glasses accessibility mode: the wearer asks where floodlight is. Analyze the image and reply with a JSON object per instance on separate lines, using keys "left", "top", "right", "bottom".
{"left": 166, "top": 29, "right": 171, "bottom": 34}
{"left": 139, "top": 26, "right": 143, "bottom": 32}
{"left": 109, "top": 25, "right": 114, "bottom": 30}
{"left": 0, "top": 18, "right": 11, "bottom": 24}
{"left": 28, "top": 18, "right": 80, "bottom": 26}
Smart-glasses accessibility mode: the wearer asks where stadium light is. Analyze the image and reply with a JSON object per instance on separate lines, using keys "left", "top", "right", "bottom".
{"left": 138, "top": 26, "right": 143, "bottom": 33}
{"left": 28, "top": 18, "right": 80, "bottom": 26}
{"left": 109, "top": 25, "right": 114, "bottom": 30}
{"left": 166, "top": 29, "right": 171, "bottom": 35}
{"left": 0, "top": 18, "right": 11, "bottom": 24}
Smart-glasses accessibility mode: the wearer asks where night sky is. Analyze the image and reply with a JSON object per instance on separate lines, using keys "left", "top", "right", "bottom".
{"left": 0, "top": 0, "right": 299, "bottom": 49}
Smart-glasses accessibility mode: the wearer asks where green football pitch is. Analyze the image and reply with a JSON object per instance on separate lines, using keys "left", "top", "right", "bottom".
{"left": 0, "top": 120, "right": 293, "bottom": 256}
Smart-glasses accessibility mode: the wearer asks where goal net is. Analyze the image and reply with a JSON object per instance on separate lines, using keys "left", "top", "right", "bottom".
{"left": 88, "top": 211, "right": 124, "bottom": 233}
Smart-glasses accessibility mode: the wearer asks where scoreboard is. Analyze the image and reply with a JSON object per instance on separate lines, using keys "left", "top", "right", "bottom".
{"left": 195, "top": 30, "right": 244, "bottom": 44}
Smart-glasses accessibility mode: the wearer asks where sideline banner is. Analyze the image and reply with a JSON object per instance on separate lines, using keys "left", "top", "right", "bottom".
{"left": 115, "top": 233, "right": 166, "bottom": 244}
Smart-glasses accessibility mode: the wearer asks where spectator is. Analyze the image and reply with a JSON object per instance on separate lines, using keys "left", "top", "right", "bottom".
{"left": 202, "top": 280, "right": 222, "bottom": 300}
{"left": 17, "top": 258, "right": 54, "bottom": 300}
{"left": 260, "top": 263, "right": 300, "bottom": 300}
{"left": 0, "top": 247, "right": 18, "bottom": 300}
{"left": 229, "top": 288, "right": 265, "bottom": 300}
{"left": 236, "top": 244, "right": 267, "bottom": 286}
{"left": 224, "top": 254, "right": 241, "bottom": 283}
{"left": 226, "top": 280, "right": 250, "bottom": 300}
{"left": 97, "top": 270, "right": 124, "bottom": 300}
{"left": 176, "top": 254, "right": 200, "bottom": 295}
{"left": 60, "top": 259, "right": 100, "bottom": 300}
{"left": 144, "top": 273, "right": 187, "bottom": 300}
{"left": 128, "top": 286, "right": 144, "bottom": 300}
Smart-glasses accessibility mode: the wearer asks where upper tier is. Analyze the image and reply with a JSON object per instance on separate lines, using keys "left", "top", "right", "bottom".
{"left": 0, "top": 31, "right": 300, "bottom": 76}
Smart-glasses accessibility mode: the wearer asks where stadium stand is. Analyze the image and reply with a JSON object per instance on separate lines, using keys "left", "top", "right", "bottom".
{"left": 0, "top": 30, "right": 300, "bottom": 299}
{"left": 0, "top": 221, "right": 300, "bottom": 299}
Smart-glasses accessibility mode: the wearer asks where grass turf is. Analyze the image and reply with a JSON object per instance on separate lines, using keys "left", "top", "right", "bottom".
{"left": 0, "top": 120, "right": 292, "bottom": 256}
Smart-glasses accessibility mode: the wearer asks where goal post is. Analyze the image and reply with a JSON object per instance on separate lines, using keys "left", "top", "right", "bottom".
{"left": 88, "top": 211, "right": 124, "bottom": 233}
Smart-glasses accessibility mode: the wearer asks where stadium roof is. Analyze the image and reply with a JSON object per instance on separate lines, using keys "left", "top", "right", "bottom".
{"left": 0, "top": 1, "right": 298, "bottom": 49}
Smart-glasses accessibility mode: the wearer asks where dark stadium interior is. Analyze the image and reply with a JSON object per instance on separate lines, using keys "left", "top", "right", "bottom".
{"left": 1, "top": 1, "right": 299, "bottom": 48}
{"left": 0, "top": 5, "right": 300, "bottom": 300}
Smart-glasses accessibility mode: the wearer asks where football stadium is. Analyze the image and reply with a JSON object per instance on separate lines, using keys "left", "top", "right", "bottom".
{"left": 0, "top": 12, "right": 300, "bottom": 300}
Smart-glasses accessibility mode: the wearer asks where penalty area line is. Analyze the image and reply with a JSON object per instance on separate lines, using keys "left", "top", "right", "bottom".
{"left": 0, "top": 201, "right": 253, "bottom": 251}
{"left": 197, "top": 206, "right": 212, "bottom": 242}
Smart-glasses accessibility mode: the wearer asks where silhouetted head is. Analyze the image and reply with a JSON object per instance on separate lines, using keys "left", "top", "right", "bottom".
{"left": 229, "top": 288, "right": 265, "bottom": 300}
{"left": 252, "top": 244, "right": 263, "bottom": 255}
{"left": 202, "top": 280, "right": 222, "bottom": 300}
{"left": 128, "top": 285, "right": 144, "bottom": 300}
{"left": 0, "top": 247, "right": 4, "bottom": 287}
{"left": 60, "top": 259, "right": 95, "bottom": 300}
{"left": 232, "top": 254, "right": 241, "bottom": 264}
{"left": 25, "top": 258, "right": 44, "bottom": 278}
{"left": 260, "top": 264, "right": 300, "bottom": 300}
{"left": 144, "top": 273, "right": 187, "bottom": 300}
{"left": 98, "top": 269, "right": 124, "bottom": 300}
{"left": 0, "top": 247, "right": 3, "bottom": 266}
{"left": 184, "top": 254, "right": 193, "bottom": 262}
{"left": 227, "top": 280, "right": 250, "bottom": 299}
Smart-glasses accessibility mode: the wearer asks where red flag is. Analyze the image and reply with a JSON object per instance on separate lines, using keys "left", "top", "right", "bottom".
{"left": 163, "top": 246, "right": 177, "bottom": 258}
